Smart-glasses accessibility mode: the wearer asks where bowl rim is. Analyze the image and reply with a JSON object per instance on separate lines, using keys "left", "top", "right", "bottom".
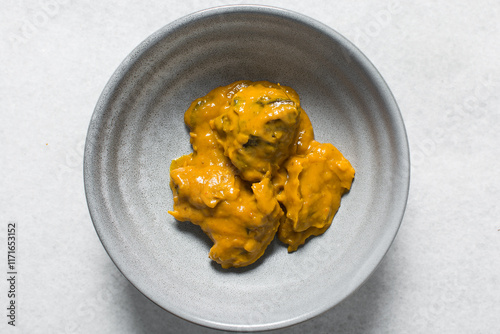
{"left": 84, "top": 4, "right": 410, "bottom": 332}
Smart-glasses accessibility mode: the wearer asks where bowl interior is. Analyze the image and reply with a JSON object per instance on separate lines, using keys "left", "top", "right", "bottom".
{"left": 84, "top": 5, "right": 409, "bottom": 331}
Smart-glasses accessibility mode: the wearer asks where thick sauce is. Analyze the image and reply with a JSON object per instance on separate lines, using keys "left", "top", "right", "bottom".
{"left": 168, "top": 81, "right": 355, "bottom": 268}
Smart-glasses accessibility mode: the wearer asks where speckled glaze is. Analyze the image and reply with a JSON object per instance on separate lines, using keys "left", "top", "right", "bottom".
{"left": 84, "top": 5, "right": 410, "bottom": 332}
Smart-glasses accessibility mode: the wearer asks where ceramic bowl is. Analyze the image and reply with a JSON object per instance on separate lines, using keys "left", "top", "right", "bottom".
{"left": 84, "top": 5, "right": 410, "bottom": 331}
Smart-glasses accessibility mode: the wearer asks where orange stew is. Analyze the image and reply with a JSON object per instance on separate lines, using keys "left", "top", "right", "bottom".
{"left": 168, "top": 81, "right": 355, "bottom": 268}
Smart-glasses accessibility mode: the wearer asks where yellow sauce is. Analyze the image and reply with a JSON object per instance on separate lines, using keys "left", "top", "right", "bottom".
{"left": 168, "top": 81, "right": 355, "bottom": 268}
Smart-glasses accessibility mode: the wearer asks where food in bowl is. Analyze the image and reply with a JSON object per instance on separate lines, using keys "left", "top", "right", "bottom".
{"left": 168, "top": 80, "right": 355, "bottom": 268}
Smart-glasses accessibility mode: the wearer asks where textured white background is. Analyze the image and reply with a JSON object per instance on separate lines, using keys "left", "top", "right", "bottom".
{"left": 1, "top": 0, "right": 499, "bottom": 333}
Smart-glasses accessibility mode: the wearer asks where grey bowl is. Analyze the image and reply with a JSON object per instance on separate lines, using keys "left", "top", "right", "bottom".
{"left": 84, "top": 5, "right": 410, "bottom": 332}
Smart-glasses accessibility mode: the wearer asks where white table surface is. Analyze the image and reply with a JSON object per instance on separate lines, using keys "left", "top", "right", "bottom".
{"left": 2, "top": 0, "right": 499, "bottom": 333}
